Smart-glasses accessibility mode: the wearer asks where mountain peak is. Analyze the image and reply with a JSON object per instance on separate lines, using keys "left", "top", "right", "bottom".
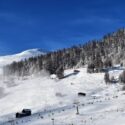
{"left": 16, "top": 48, "right": 46, "bottom": 57}
{"left": 0, "top": 48, "right": 46, "bottom": 68}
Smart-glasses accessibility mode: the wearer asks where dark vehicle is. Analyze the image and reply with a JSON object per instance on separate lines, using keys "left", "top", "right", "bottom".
{"left": 100, "top": 68, "right": 108, "bottom": 73}
{"left": 74, "top": 70, "right": 80, "bottom": 73}
{"left": 16, "top": 109, "right": 31, "bottom": 118}
{"left": 78, "top": 92, "right": 86, "bottom": 96}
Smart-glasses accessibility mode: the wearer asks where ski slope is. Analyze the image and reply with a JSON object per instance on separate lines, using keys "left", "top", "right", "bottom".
{"left": 0, "top": 66, "right": 125, "bottom": 125}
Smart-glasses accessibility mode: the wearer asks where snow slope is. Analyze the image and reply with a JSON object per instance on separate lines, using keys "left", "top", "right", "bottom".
{"left": 0, "top": 67, "right": 125, "bottom": 125}
{"left": 0, "top": 49, "right": 46, "bottom": 74}
{"left": 0, "top": 49, "right": 45, "bottom": 67}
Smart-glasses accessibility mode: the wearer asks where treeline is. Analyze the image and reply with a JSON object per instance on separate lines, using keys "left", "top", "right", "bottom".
{"left": 3, "top": 28, "right": 125, "bottom": 77}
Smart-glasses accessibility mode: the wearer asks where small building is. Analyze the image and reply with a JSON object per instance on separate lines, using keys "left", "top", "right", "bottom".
{"left": 78, "top": 92, "right": 86, "bottom": 96}
{"left": 16, "top": 109, "right": 31, "bottom": 118}
{"left": 22, "top": 109, "right": 31, "bottom": 115}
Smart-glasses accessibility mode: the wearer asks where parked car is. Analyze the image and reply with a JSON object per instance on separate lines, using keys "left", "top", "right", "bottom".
{"left": 74, "top": 70, "right": 80, "bottom": 73}
{"left": 78, "top": 92, "right": 86, "bottom": 96}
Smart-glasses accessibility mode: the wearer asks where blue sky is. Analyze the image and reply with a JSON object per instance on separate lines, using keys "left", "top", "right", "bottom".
{"left": 0, "top": 0, "right": 125, "bottom": 55}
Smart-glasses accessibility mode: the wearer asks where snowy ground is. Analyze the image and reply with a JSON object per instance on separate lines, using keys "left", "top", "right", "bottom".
{"left": 0, "top": 66, "right": 125, "bottom": 125}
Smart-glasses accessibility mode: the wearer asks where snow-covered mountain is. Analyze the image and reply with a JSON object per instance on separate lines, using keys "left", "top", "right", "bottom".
{"left": 0, "top": 48, "right": 125, "bottom": 125}
{"left": 0, "top": 49, "right": 46, "bottom": 67}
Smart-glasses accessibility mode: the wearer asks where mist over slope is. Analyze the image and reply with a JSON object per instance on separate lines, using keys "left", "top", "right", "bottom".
{"left": 0, "top": 67, "right": 107, "bottom": 118}
{"left": 0, "top": 67, "right": 125, "bottom": 125}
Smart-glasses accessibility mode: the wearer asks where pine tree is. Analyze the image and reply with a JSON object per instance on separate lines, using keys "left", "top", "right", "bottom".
{"left": 56, "top": 66, "right": 64, "bottom": 79}
{"left": 104, "top": 72, "right": 110, "bottom": 84}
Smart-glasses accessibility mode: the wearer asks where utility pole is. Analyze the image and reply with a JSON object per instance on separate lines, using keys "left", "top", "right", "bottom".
{"left": 51, "top": 118, "right": 54, "bottom": 125}
{"left": 74, "top": 100, "right": 80, "bottom": 115}
{"left": 76, "top": 105, "right": 79, "bottom": 115}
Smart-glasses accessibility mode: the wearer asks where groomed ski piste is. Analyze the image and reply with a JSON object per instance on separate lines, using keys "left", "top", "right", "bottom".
{"left": 0, "top": 65, "right": 125, "bottom": 125}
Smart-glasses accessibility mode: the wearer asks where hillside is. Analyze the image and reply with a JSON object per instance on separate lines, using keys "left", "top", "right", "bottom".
{"left": 4, "top": 28, "right": 125, "bottom": 77}
{"left": 0, "top": 67, "right": 125, "bottom": 125}
{"left": 0, "top": 49, "right": 45, "bottom": 67}
{"left": 1, "top": 29, "right": 125, "bottom": 125}
{"left": 0, "top": 49, "right": 45, "bottom": 74}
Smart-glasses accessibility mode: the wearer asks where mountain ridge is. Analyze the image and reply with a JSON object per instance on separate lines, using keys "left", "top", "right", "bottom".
{"left": 0, "top": 48, "right": 46, "bottom": 74}
{"left": 4, "top": 28, "right": 125, "bottom": 76}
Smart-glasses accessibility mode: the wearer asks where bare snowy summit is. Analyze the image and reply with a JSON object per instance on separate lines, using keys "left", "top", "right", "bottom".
{"left": 0, "top": 48, "right": 46, "bottom": 68}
